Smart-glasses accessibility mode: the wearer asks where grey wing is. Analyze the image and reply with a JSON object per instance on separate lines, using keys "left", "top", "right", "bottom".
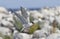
{"left": 14, "top": 12, "right": 28, "bottom": 24}
{"left": 20, "top": 7, "right": 28, "bottom": 19}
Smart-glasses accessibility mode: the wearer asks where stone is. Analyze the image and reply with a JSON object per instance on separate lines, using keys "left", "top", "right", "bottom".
{"left": 47, "top": 33, "right": 60, "bottom": 39}
{"left": 0, "top": 27, "right": 11, "bottom": 36}
{"left": 13, "top": 31, "right": 31, "bottom": 39}
{"left": 0, "top": 37, "right": 3, "bottom": 39}
{"left": 32, "top": 30, "right": 47, "bottom": 39}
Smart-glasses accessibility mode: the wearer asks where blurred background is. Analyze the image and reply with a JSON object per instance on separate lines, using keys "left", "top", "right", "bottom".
{"left": 0, "top": 0, "right": 60, "bottom": 9}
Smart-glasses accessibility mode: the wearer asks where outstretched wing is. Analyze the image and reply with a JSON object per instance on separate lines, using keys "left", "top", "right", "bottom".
{"left": 20, "top": 7, "right": 28, "bottom": 19}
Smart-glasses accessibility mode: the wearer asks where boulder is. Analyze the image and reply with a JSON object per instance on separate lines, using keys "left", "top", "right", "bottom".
{"left": 13, "top": 31, "right": 31, "bottom": 39}
{"left": 32, "top": 30, "right": 47, "bottom": 39}
{"left": 0, "top": 27, "right": 11, "bottom": 36}
{"left": 0, "top": 37, "right": 3, "bottom": 39}
{"left": 47, "top": 33, "right": 60, "bottom": 39}
{"left": 0, "top": 7, "right": 8, "bottom": 13}
{"left": 1, "top": 19, "right": 14, "bottom": 27}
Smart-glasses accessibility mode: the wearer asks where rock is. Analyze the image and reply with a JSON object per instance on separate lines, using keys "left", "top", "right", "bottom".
{"left": 32, "top": 37, "right": 46, "bottom": 39}
{"left": 0, "top": 7, "right": 8, "bottom": 13}
{"left": 50, "top": 28, "right": 60, "bottom": 33}
{"left": 30, "top": 10, "right": 43, "bottom": 20}
{"left": 0, "top": 37, "right": 3, "bottom": 39}
{"left": 0, "top": 27, "right": 11, "bottom": 36}
{"left": 13, "top": 30, "right": 31, "bottom": 39}
{"left": 32, "top": 30, "right": 47, "bottom": 39}
{"left": 49, "top": 16, "right": 54, "bottom": 23}
{"left": 0, "top": 11, "right": 14, "bottom": 27}
{"left": 1, "top": 19, "right": 14, "bottom": 27}
{"left": 39, "top": 38, "right": 46, "bottom": 39}
{"left": 0, "top": 13, "right": 8, "bottom": 21}
{"left": 7, "top": 14, "right": 14, "bottom": 23}
{"left": 47, "top": 33, "right": 60, "bottom": 39}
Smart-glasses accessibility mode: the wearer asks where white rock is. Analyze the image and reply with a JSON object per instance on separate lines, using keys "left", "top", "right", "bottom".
{"left": 30, "top": 11, "right": 43, "bottom": 19}
{"left": 55, "top": 16, "right": 60, "bottom": 24}
{"left": 7, "top": 17, "right": 14, "bottom": 23}
{"left": 0, "top": 7, "right": 8, "bottom": 13}
{"left": 0, "top": 27, "right": 11, "bottom": 36}
{"left": 1, "top": 19, "right": 14, "bottom": 27}
{"left": 0, "top": 37, "right": 3, "bottom": 39}
{"left": 13, "top": 32, "right": 31, "bottom": 39}
{"left": 32, "top": 30, "right": 47, "bottom": 39}
{"left": 49, "top": 16, "right": 54, "bottom": 23}
{"left": 39, "top": 38, "right": 46, "bottom": 39}
{"left": 47, "top": 33, "right": 60, "bottom": 39}
{"left": 0, "top": 13, "right": 8, "bottom": 20}
{"left": 13, "top": 29, "right": 31, "bottom": 39}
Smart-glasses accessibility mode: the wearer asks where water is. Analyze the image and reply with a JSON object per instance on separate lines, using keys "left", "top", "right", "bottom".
{"left": 8, "top": 8, "right": 41, "bottom": 12}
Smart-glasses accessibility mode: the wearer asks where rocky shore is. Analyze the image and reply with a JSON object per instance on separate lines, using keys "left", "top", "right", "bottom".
{"left": 0, "top": 6, "right": 60, "bottom": 39}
